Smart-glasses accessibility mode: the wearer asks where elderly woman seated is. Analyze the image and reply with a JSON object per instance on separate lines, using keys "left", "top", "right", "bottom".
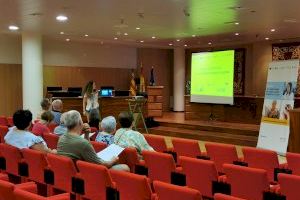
{"left": 54, "top": 112, "right": 68, "bottom": 136}
{"left": 32, "top": 111, "right": 54, "bottom": 136}
{"left": 5, "top": 109, "right": 56, "bottom": 154}
{"left": 51, "top": 99, "right": 63, "bottom": 125}
{"left": 96, "top": 116, "right": 116, "bottom": 145}
{"left": 57, "top": 110, "right": 129, "bottom": 171}
{"left": 37, "top": 98, "right": 51, "bottom": 119}
{"left": 114, "top": 112, "right": 154, "bottom": 156}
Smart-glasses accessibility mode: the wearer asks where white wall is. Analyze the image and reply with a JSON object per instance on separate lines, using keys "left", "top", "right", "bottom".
{"left": 0, "top": 34, "right": 137, "bottom": 68}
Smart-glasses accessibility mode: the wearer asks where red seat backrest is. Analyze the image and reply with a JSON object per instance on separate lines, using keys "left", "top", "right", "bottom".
{"left": 77, "top": 160, "right": 114, "bottom": 200}
{"left": 6, "top": 117, "right": 13, "bottom": 127}
{"left": 223, "top": 164, "right": 269, "bottom": 200}
{"left": 153, "top": 180, "right": 202, "bottom": 200}
{"left": 143, "top": 151, "right": 176, "bottom": 183}
{"left": 0, "top": 117, "right": 8, "bottom": 127}
{"left": 242, "top": 147, "right": 279, "bottom": 181}
{"left": 205, "top": 142, "right": 239, "bottom": 173}
{"left": 179, "top": 156, "right": 218, "bottom": 198}
{"left": 0, "top": 143, "right": 23, "bottom": 176}
{"left": 46, "top": 153, "right": 77, "bottom": 192}
{"left": 0, "top": 180, "right": 16, "bottom": 200}
{"left": 118, "top": 148, "right": 140, "bottom": 172}
{"left": 21, "top": 149, "right": 48, "bottom": 184}
{"left": 0, "top": 126, "right": 9, "bottom": 143}
{"left": 110, "top": 170, "right": 154, "bottom": 200}
{"left": 90, "top": 141, "right": 107, "bottom": 152}
{"left": 278, "top": 173, "right": 300, "bottom": 200}
{"left": 172, "top": 138, "right": 201, "bottom": 158}
{"left": 286, "top": 152, "right": 300, "bottom": 176}
{"left": 144, "top": 134, "right": 168, "bottom": 152}
{"left": 214, "top": 193, "right": 246, "bottom": 200}
{"left": 14, "top": 188, "right": 69, "bottom": 200}
{"left": 42, "top": 133, "right": 59, "bottom": 150}
{"left": 90, "top": 127, "right": 98, "bottom": 141}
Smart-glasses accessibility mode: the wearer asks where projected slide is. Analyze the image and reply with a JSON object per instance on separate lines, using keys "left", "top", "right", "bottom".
{"left": 191, "top": 50, "right": 234, "bottom": 104}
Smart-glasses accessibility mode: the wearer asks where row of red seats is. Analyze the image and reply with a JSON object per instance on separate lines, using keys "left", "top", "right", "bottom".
{"left": 0, "top": 116, "right": 13, "bottom": 127}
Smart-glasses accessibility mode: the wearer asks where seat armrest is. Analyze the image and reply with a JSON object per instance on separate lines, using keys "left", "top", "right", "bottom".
{"left": 48, "top": 193, "right": 70, "bottom": 200}
{"left": 151, "top": 193, "right": 158, "bottom": 200}
{"left": 16, "top": 182, "right": 37, "bottom": 194}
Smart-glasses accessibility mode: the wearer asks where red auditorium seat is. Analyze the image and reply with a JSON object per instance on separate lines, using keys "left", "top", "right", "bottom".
{"left": 77, "top": 160, "right": 115, "bottom": 200}
{"left": 144, "top": 134, "right": 169, "bottom": 152}
{"left": 214, "top": 193, "right": 246, "bottom": 200}
{"left": 242, "top": 147, "right": 282, "bottom": 181}
{"left": 0, "top": 180, "right": 37, "bottom": 200}
{"left": 42, "top": 133, "right": 59, "bottom": 149}
{"left": 0, "top": 143, "right": 23, "bottom": 182}
{"left": 90, "top": 141, "right": 107, "bottom": 152}
{"left": 142, "top": 151, "right": 179, "bottom": 183}
{"left": 0, "top": 117, "right": 8, "bottom": 127}
{"left": 14, "top": 188, "right": 70, "bottom": 200}
{"left": 0, "top": 126, "right": 8, "bottom": 143}
{"left": 118, "top": 148, "right": 141, "bottom": 173}
{"left": 286, "top": 152, "right": 300, "bottom": 175}
{"left": 172, "top": 138, "right": 202, "bottom": 159}
{"left": 153, "top": 180, "right": 202, "bottom": 200}
{"left": 110, "top": 170, "right": 156, "bottom": 200}
{"left": 46, "top": 154, "right": 78, "bottom": 193}
{"left": 21, "top": 149, "right": 48, "bottom": 184}
{"left": 278, "top": 173, "right": 300, "bottom": 200}
{"left": 6, "top": 117, "right": 13, "bottom": 127}
{"left": 89, "top": 127, "right": 98, "bottom": 141}
{"left": 223, "top": 164, "right": 270, "bottom": 200}
{"left": 205, "top": 142, "right": 239, "bottom": 173}
{"left": 179, "top": 156, "right": 219, "bottom": 198}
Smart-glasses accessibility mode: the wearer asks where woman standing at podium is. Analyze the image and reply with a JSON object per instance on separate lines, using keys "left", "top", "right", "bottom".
{"left": 82, "top": 81, "right": 99, "bottom": 122}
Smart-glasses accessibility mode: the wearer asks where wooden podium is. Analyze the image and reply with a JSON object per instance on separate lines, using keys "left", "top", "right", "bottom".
{"left": 288, "top": 108, "right": 300, "bottom": 153}
{"left": 147, "top": 86, "right": 164, "bottom": 117}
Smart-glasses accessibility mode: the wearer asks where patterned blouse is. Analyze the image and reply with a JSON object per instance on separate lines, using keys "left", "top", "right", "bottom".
{"left": 95, "top": 131, "right": 114, "bottom": 145}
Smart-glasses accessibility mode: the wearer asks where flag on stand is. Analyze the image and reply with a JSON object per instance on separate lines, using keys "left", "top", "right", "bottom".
{"left": 139, "top": 63, "right": 146, "bottom": 93}
{"left": 129, "top": 70, "right": 136, "bottom": 96}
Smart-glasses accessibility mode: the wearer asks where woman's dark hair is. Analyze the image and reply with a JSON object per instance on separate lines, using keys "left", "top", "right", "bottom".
{"left": 88, "top": 109, "right": 100, "bottom": 129}
{"left": 41, "top": 111, "right": 54, "bottom": 122}
{"left": 13, "top": 110, "right": 32, "bottom": 130}
{"left": 283, "top": 82, "right": 293, "bottom": 95}
{"left": 83, "top": 81, "right": 95, "bottom": 98}
{"left": 40, "top": 98, "right": 51, "bottom": 110}
{"left": 118, "top": 112, "right": 133, "bottom": 128}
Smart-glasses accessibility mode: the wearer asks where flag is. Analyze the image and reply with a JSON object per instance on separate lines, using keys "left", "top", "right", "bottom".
{"left": 139, "top": 63, "right": 146, "bottom": 93}
{"left": 150, "top": 66, "right": 155, "bottom": 86}
{"left": 130, "top": 70, "right": 136, "bottom": 96}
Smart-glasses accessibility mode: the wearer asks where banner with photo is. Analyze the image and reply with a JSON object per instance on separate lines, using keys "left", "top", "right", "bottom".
{"left": 257, "top": 60, "right": 299, "bottom": 155}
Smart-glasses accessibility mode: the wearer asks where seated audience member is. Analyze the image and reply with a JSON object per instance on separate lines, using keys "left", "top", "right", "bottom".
{"left": 114, "top": 112, "right": 154, "bottom": 155}
{"left": 88, "top": 108, "right": 100, "bottom": 130}
{"left": 37, "top": 98, "right": 51, "bottom": 119}
{"left": 54, "top": 112, "right": 68, "bottom": 136}
{"left": 51, "top": 99, "right": 63, "bottom": 125}
{"left": 5, "top": 110, "right": 56, "bottom": 153}
{"left": 96, "top": 116, "right": 116, "bottom": 145}
{"left": 57, "top": 110, "right": 129, "bottom": 171}
{"left": 32, "top": 111, "right": 54, "bottom": 136}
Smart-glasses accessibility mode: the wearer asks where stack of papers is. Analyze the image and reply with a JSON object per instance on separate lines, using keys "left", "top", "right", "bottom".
{"left": 97, "top": 144, "right": 125, "bottom": 162}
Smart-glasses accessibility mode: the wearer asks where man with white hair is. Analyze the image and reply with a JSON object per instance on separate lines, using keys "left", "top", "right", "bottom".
{"left": 96, "top": 116, "right": 116, "bottom": 145}
{"left": 51, "top": 99, "right": 63, "bottom": 125}
{"left": 57, "top": 110, "right": 129, "bottom": 171}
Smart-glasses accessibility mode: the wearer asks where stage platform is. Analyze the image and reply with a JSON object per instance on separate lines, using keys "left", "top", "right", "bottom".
{"left": 149, "top": 112, "right": 260, "bottom": 147}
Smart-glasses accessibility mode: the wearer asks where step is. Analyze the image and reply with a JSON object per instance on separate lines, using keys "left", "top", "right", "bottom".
{"left": 149, "top": 126, "right": 258, "bottom": 147}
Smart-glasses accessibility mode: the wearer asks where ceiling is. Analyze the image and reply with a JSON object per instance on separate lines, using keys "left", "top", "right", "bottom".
{"left": 1, "top": 0, "right": 300, "bottom": 48}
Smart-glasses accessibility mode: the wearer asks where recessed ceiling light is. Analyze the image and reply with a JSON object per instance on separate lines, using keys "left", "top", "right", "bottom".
{"left": 66, "top": 38, "right": 70, "bottom": 42}
{"left": 184, "top": 44, "right": 188, "bottom": 47}
{"left": 176, "top": 39, "right": 180, "bottom": 42}
{"left": 169, "top": 43, "right": 173, "bottom": 46}
{"left": 124, "top": 33, "right": 128, "bottom": 36}
{"left": 84, "top": 34, "right": 89, "bottom": 37}
{"left": 235, "top": 32, "right": 240, "bottom": 36}
{"left": 114, "top": 37, "right": 118, "bottom": 40}
{"left": 192, "top": 35, "right": 196, "bottom": 37}
{"left": 265, "top": 37, "right": 270, "bottom": 40}
{"left": 60, "top": 31, "right": 64, "bottom": 35}
{"left": 140, "top": 40, "right": 144, "bottom": 43}
{"left": 8, "top": 25, "right": 19, "bottom": 31}
{"left": 270, "top": 28, "right": 276, "bottom": 32}
{"left": 151, "top": 36, "right": 156, "bottom": 39}
{"left": 136, "top": 27, "right": 140, "bottom": 30}
{"left": 56, "top": 15, "right": 68, "bottom": 22}
{"left": 208, "top": 42, "right": 212, "bottom": 45}
{"left": 235, "top": 22, "right": 239, "bottom": 25}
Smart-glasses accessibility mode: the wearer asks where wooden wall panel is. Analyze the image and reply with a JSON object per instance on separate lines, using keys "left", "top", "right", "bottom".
{"left": 0, "top": 64, "right": 22, "bottom": 116}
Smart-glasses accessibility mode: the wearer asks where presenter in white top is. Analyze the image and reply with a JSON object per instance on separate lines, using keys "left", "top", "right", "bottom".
{"left": 282, "top": 82, "right": 294, "bottom": 100}
{"left": 82, "top": 81, "right": 99, "bottom": 122}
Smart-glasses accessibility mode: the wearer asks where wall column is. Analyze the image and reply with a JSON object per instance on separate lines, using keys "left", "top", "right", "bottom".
{"left": 173, "top": 48, "right": 185, "bottom": 111}
{"left": 22, "top": 32, "right": 43, "bottom": 118}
